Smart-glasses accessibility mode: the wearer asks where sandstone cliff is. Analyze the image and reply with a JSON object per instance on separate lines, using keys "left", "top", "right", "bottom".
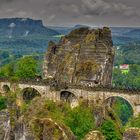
{"left": 43, "top": 27, "right": 114, "bottom": 87}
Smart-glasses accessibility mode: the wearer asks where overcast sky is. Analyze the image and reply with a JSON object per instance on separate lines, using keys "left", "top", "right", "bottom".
{"left": 0, "top": 0, "right": 140, "bottom": 27}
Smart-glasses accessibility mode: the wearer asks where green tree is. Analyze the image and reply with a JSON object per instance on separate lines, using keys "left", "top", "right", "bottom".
{"left": 15, "top": 57, "right": 38, "bottom": 79}
{"left": 64, "top": 106, "right": 95, "bottom": 139}
{"left": 133, "top": 77, "right": 140, "bottom": 88}
{"left": 0, "top": 63, "right": 15, "bottom": 77}
{"left": 112, "top": 98, "right": 133, "bottom": 125}
{"left": 0, "top": 96, "right": 7, "bottom": 110}
{"left": 113, "top": 64, "right": 140, "bottom": 88}
{"left": 127, "top": 115, "right": 140, "bottom": 128}
{"left": 100, "top": 120, "right": 121, "bottom": 140}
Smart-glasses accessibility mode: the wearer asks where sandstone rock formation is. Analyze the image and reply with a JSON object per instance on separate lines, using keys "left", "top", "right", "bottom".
{"left": 123, "top": 128, "right": 140, "bottom": 140}
{"left": 0, "top": 110, "right": 10, "bottom": 140}
{"left": 18, "top": 97, "right": 76, "bottom": 140}
{"left": 29, "top": 118, "right": 76, "bottom": 140}
{"left": 43, "top": 27, "right": 114, "bottom": 87}
{"left": 83, "top": 130, "right": 105, "bottom": 140}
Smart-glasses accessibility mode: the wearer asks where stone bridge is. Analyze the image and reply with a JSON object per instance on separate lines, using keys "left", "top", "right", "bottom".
{"left": 0, "top": 80, "right": 140, "bottom": 116}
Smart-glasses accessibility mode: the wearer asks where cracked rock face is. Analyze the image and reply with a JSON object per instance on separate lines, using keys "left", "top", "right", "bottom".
{"left": 32, "top": 118, "right": 76, "bottom": 140}
{"left": 0, "top": 110, "right": 10, "bottom": 140}
{"left": 43, "top": 27, "right": 114, "bottom": 87}
{"left": 123, "top": 128, "right": 140, "bottom": 140}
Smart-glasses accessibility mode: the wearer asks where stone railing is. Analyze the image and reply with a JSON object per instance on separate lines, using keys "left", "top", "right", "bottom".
{"left": 0, "top": 77, "right": 140, "bottom": 94}
{"left": 0, "top": 77, "right": 51, "bottom": 86}
{"left": 58, "top": 83, "right": 140, "bottom": 94}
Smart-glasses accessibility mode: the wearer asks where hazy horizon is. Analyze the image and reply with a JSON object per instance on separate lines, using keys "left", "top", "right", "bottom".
{"left": 0, "top": 17, "right": 140, "bottom": 28}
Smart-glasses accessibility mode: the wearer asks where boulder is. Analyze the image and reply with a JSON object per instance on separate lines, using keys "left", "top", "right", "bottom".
{"left": 123, "top": 128, "right": 140, "bottom": 140}
{"left": 84, "top": 130, "right": 105, "bottom": 140}
{"left": 29, "top": 118, "right": 76, "bottom": 140}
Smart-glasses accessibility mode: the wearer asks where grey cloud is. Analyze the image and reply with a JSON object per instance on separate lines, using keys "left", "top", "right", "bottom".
{"left": 81, "top": 0, "right": 139, "bottom": 17}
{"left": 0, "top": 0, "right": 139, "bottom": 26}
{"left": 0, "top": 0, "right": 17, "bottom": 6}
{"left": 0, "top": 0, "right": 14, "bottom": 2}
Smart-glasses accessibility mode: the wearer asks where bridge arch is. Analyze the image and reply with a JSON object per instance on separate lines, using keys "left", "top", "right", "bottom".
{"left": 103, "top": 95, "right": 135, "bottom": 113}
{"left": 2, "top": 85, "right": 10, "bottom": 93}
{"left": 21, "top": 87, "right": 41, "bottom": 103}
{"left": 60, "top": 90, "right": 79, "bottom": 108}
{"left": 103, "top": 95, "right": 134, "bottom": 123}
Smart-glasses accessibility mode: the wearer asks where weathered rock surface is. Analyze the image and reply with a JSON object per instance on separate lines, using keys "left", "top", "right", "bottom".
{"left": 43, "top": 27, "right": 114, "bottom": 87}
{"left": 29, "top": 118, "right": 76, "bottom": 140}
{"left": 13, "top": 118, "right": 35, "bottom": 140}
{"left": 13, "top": 117, "right": 76, "bottom": 140}
{"left": 123, "top": 128, "right": 140, "bottom": 140}
{"left": 93, "top": 106, "right": 104, "bottom": 127}
{"left": 15, "top": 98, "right": 76, "bottom": 140}
{"left": 0, "top": 110, "right": 10, "bottom": 140}
{"left": 83, "top": 130, "right": 105, "bottom": 140}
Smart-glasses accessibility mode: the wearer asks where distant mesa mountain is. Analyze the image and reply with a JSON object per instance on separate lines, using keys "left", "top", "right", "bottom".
{"left": 0, "top": 18, "right": 61, "bottom": 66}
{"left": 48, "top": 24, "right": 89, "bottom": 35}
{"left": 72, "top": 24, "right": 90, "bottom": 29}
{"left": 122, "top": 28, "right": 140, "bottom": 38}
{"left": 110, "top": 27, "right": 140, "bottom": 37}
{"left": 47, "top": 26, "right": 71, "bottom": 35}
{"left": 110, "top": 27, "right": 133, "bottom": 36}
{"left": 0, "top": 18, "right": 60, "bottom": 38}
{"left": 110, "top": 27, "right": 140, "bottom": 45}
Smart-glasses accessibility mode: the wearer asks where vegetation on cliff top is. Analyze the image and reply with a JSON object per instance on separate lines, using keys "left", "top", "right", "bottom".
{"left": 21, "top": 97, "right": 130, "bottom": 139}
{"left": 22, "top": 98, "right": 95, "bottom": 139}
{"left": 100, "top": 120, "right": 121, "bottom": 140}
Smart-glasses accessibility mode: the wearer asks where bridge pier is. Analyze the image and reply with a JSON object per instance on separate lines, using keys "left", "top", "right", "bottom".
{"left": 134, "top": 105, "right": 140, "bottom": 117}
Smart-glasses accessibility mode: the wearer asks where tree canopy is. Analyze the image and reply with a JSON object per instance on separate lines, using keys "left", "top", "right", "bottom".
{"left": 0, "top": 56, "right": 39, "bottom": 79}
